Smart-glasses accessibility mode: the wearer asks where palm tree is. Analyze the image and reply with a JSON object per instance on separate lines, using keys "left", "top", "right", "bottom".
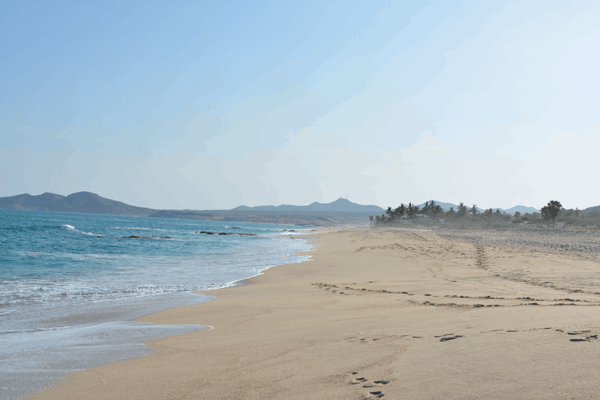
{"left": 377, "top": 214, "right": 388, "bottom": 224}
{"left": 407, "top": 202, "right": 420, "bottom": 219}
{"left": 470, "top": 204, "right": 478, "bottom": 216}
{"left": 457, "top": 202, "right": 468, "bottom": 218}
{"left": 422, "top": 201, "right": 437, "bottom": 217}
{"left": 394, "top": 204, "right": 407, "bottom": 220}
{"left": 421, "top": 201, "right": 429, "bottom": 217}
{"left": 446, "top": 207, "right": 456, "bottom": 219}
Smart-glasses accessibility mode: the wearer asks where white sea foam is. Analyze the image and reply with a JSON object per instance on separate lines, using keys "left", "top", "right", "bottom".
{"left": 0, "top": 318, "right": 205, "bottom": 399}
{"left": 108, "top": 226, "right": 161, "bottom": 231}
{"left": 2, "top": 212, "right": 316, "bottom": 399}
{"left": 2, "top": 231, "right": 314, "bottom": 324}
{"left": 61, "top": 224, "right": 101, "bottom": 237}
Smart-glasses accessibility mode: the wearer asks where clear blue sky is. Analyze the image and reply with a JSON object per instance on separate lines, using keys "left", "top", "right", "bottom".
{"left": 2, "top": 0, "right": 599, "bottom": 210}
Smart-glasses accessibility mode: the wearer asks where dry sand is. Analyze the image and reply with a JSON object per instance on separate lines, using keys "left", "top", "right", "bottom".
{"left": 29, "top": 227, "right": 600, "bottom": 399}
{"left": 436, "top": 226, "right": 600, "bottom": 257}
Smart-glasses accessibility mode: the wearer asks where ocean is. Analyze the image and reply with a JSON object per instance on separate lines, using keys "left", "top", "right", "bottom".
{"left": 0, "top": 209, "right": 315, "bottom": 399}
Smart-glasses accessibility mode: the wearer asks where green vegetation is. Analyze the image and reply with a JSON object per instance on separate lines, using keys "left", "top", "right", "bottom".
{"left": 541, "top": 200, "right": 562, "bottom": 227}
{"left": 371, "top": 200, "right": 600, "bottom": 230}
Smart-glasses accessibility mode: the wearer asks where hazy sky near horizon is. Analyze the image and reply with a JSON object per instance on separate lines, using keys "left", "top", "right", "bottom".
{"left": 2, "top": 0, "right": 599, "bottom": 210}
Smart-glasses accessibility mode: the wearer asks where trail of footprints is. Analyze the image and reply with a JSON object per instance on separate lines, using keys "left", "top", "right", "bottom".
{"left": 347, "top": 328, "right": 600, "bottom": 344}
{"left": 348, "top": 372, "right": 388, "bottom": 398}
{"left": 341, "top": 327, "right": 595, "bottom": 397}
{"left": 312, "top": 282, "right": 431, "bottom": 299}
{"left": 315, "top": 239, "right": 600, "bottom": 307}
{"left": 472, "top": 243, "right": 600, "bottom": 299}
{"left": 354, "top": 235, "right": 600, "bottom": 300}
{"left": 475, "top": 244, "right": 490, "bottom": 270}
{"left": 311, "top": 282, "right": 600, "bottom": 309}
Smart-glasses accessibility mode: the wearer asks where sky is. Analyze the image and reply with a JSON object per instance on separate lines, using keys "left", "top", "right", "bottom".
{"left": 1, "top": 0, "right": 600, "bottom": 210}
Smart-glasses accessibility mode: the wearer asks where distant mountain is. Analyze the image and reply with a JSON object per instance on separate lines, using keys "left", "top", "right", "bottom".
{"left": 0, "top": 192, "right": 155, "bottom": 216}
{"left": 416, "top": 200, "right": 489, "bottom": 212}
{"left": 415, "top": 200, "right": 460, "bottom": 211}
{"left": 414, "top": 200, "right": 538, "bottom": 215}
{"left": 232, "top": 198, "right": 384, "bottom": 213}
{"left": 500, "top": 205, "right": 539, "bottom": 215}
{"left": 583, "top": 205, "right": 600, "bottom": 214}
{"left": 0, "top": 192, "right": 383, "bottom": 218}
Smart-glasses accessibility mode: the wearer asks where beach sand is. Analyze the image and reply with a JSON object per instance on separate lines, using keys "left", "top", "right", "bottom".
{"left": 29, "top": 227, "right": 600, "bottom": 399}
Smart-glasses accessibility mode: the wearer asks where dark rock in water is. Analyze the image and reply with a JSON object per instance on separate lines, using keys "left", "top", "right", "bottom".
{"left": 121, "top": 235, "right": 171, "bottom": 239}
{"left": 195, "top": 231, "right": 257, "bottom": 237}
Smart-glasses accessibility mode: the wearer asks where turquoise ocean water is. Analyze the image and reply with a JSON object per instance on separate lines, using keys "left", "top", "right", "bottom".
{"left": 0, "top": 209, "right": 314, "bottom": 399}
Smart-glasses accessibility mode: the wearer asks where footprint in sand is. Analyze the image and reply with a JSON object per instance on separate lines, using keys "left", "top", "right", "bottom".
{"left": 349, "top": 372, "right": 389, "bottom": 398}
{"left": 568, "top": 333, "right": 597, "bottom": 342}
{"left": 435, "top": 333, "right": 463, "bottom": 342}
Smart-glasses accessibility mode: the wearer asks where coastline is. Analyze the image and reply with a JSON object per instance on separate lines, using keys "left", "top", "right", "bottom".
{"left": 0, "top": 212, "right": 314, "bottom": 400}
{"left": 29, "top": 227, "right": 600, "bottom": 399}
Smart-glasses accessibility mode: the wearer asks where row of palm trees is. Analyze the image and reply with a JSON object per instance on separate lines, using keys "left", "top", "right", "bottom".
{"left": 370, "top": 201, "right": 507, "bottom": 225}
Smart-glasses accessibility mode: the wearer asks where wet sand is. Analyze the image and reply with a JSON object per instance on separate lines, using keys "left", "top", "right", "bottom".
{"left": 29, "top": 227, "right": 600, "bottom": 399}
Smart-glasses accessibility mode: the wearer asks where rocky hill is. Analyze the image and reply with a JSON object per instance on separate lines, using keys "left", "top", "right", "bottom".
{"left": 233, "top": 197, "right": 384, "bottom": 213}
{"left": 0, "top": 192, "right": 375, "bottom": 226}
{"left": 0, "top": 192, "right": 155, "bottom": 216}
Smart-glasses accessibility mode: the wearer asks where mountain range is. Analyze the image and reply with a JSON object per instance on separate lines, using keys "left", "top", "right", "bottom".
{"left": 0, "top": 192, "right": 384, "bottom": 215}
{"left": 2, "top": 192, "right": 591, "bottom": 218}
{"left": 583, "top": 205, "right": 600, "bottom": 214}
{"left": 415, "top": 200, "right": 539, "bottom": 215}
{"left": 233, "top": 198, "right": 384, "bottom": 213}
{"left": 0, "top": 192, "right": 155, "bottom": 216}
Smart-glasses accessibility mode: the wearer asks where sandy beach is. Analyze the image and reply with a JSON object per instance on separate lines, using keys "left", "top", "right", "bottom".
{"left": 29, "top": 226, "right": 600, "bottom": 399}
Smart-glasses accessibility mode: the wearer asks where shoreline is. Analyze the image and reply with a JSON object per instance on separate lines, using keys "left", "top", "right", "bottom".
{"left": 29, "top": 227, "right": 600, "bottom": 399}
{"left": 2, "top": 218, "right": 315, "bottom": 400}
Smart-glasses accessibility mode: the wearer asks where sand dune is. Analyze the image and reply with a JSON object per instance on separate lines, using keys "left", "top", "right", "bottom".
{"left": 30, "top": 227, "right": 600, "bottom": 399}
